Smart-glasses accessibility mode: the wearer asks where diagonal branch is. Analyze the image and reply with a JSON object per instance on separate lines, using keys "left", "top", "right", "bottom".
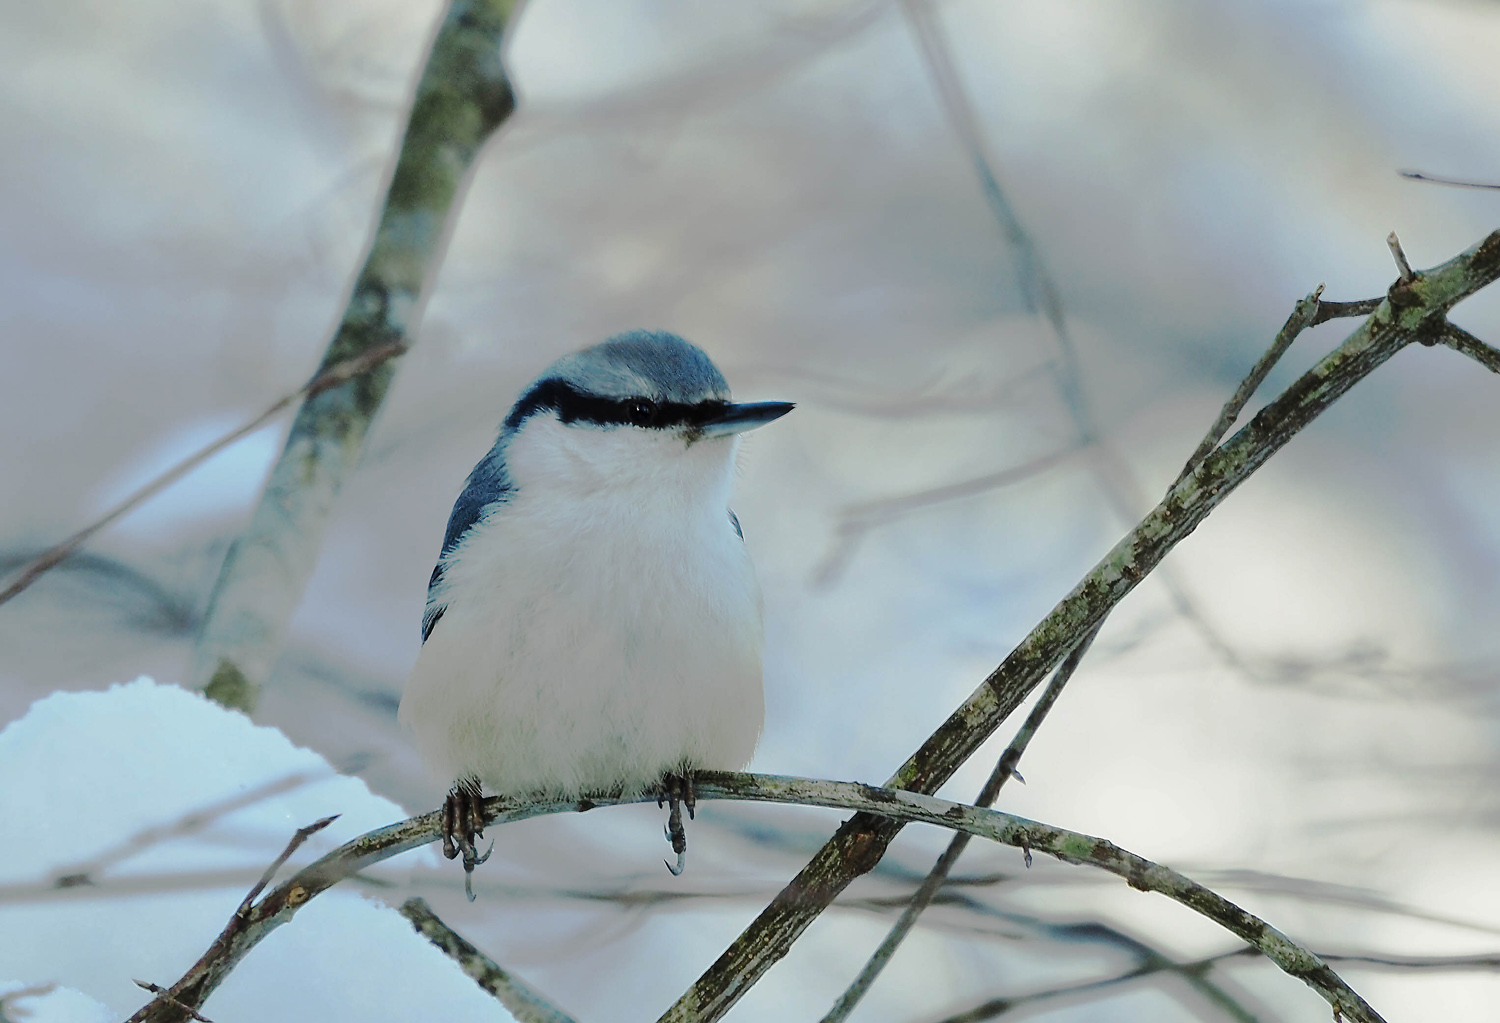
{"left": 820, "top": 626, "right": 1099, "bottom": 1023}
{"left": 660, "top": 228, "right": 1500, "bottom": 1023}
{"left": 123, "top": 773, "right": 1383, "bottom": 1023}
{"left": 1173, "top": 287, "right": 1323, "bottom": 487}
{"left": 399, "top": 898, "right": 579, "bottom": 1023}
{"left": 194, "top": 0, "right": 522, "bottom": 713}
{"left": 1439, "top": 321, "right": 1500, "bottom": 375}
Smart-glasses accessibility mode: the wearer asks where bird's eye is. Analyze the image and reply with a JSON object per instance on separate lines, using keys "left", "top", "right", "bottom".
{"left": 625, "top": 398, "right": 658, "bottom": 426}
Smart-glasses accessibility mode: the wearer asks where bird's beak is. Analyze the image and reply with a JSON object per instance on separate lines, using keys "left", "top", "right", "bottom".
{"left": 698, "top": 401, "right": 795, "bottom": 438}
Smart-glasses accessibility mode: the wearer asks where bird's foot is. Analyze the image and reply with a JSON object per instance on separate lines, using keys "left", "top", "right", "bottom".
{"left": 442, "top": 777, "right": 492, "bottom": 901}
{"left": 657, "top": 770, "right": 695, "bottom": 876}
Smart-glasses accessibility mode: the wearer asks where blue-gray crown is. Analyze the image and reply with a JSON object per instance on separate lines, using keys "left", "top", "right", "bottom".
{"left": 504, "top": 330, "right": 731, "bottom": 431}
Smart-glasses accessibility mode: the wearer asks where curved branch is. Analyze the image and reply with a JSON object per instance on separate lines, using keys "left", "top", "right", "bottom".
{"left": 126, "top": 772, "right": 1381, "bottom": 1023}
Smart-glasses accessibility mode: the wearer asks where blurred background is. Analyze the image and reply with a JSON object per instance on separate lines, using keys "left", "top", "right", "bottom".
{"left": 2, "top": 0, "right": 1499, "bottom": 1019}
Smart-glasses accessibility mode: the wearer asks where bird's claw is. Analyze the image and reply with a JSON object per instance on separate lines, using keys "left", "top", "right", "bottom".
{"left": 441, "top": 778, "right": 489, "bottom": 901}
{"left": 659, "top": 770, "right": 694, "bottom": 876}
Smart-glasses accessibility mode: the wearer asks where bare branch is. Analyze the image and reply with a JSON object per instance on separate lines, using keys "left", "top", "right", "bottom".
{"left": 399, "top": 898, "right": 579, "bottom": 1023}
{"left": 127, "top": 816, "right": 336, "bottom": 1023}
{"left": 122, "top": 774, "right": 1384, "bottom": 1023}
{"left": 821, "top": 626, "right": 1100, "bottom": 1023}
{"left": 662, "top": 228, "right": 1500, "bottom": 1023}
{"left": 1311, "top": 297, "right": 1383, "bottom": 324}
{"left": 234, "top": 815, "right": 338, "bottom": 920}
{"left": 0, "top": 345, "right": 405, "bottom": 610}
{"left": 1173, "top": 286, "right": 1324, "bottom": 487}
{"left": 1439, "top": 321, "right": 1500, "bottom": 375}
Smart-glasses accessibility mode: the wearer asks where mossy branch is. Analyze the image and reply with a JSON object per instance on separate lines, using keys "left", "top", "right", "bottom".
{"left": 195, "top": 0, "right": 522, "bottom": 712}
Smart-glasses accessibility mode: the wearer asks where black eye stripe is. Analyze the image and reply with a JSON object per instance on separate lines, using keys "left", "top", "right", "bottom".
{"left": 505, "top": 378, "right": 728, "bottom": 431}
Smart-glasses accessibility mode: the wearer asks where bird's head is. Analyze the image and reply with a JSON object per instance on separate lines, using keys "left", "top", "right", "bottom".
{"left": 500, "top": 331, "right": 793, "bottom": 499}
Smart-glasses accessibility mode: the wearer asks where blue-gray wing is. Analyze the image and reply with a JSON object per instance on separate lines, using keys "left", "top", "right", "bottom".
{"left": 423, "top": 445, "right": 513, "bottom": 642}
{"left": 728, "top": 509, "right": 743, "bottom": 540}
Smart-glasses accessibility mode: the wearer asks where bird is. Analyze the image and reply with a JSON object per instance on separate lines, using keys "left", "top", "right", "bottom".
{"left": 399, "top": 330, "right": 792, "bottom": 892}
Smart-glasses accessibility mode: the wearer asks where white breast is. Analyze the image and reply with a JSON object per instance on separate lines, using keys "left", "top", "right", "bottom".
{"left": 399, "top": 421, "right": 764, "bottom": 798}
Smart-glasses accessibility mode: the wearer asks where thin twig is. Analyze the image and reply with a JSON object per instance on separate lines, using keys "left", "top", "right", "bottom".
{"left": 1399, "top": 169, "right": 1500, "bottom": 191}
{"left": 0, "top": 342, "right": 406, "bottom": 609}
{"left": 1439, "top": 321, "right": 1500, "bottom": 375}
{"left": 234, "top": 815, "right": 338, "bottom": 920}
{"left": 1311, "top": 297, "right": 1383, "bottom": 324}
{"left": 1173, "top": 286, "right": 1325, "bottom": 487}
{"left": 399, "top": 898, "right": 579, "bottom": 1023}
{"left": 132, "top": 984, "right": 214, "bottom": 1023}
{"left": 1173, "top": 286, "right": 1387, "bottom": 488}
{"left": 128, "top": 815, "right": 338, "bottom": 1023}
{"left": 123, "top": 773, "right": 1384, "bottom": 1023}
{"left": 1387, "top": 232, "right": 1415, "bottom": 282}
{"left": 821, "top": 626, "right": 1101, "bottom": 1023}
{"left": 662, "top": 228, "right": 1500, "bottom": 1023}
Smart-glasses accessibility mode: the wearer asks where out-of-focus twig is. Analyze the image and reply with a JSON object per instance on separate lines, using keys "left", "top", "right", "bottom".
{"left": 0, "top": 984, "right": 57, "bottom": 1023}
{"left": 0, "top": 344, "right": 404, "bottom": 610}
{"left": 119, "top": 773, "right": 1384, "bottom": 1023}
{"left": 1399, "top": 169, "right": 1500, "bottom": 191}
{"left": 895, "top": 0, "right": 1256, "bottom": 687}
{"left": 931, "top": 946, "right": 1500, "bottom": 1023}
{"left": 48, "top": 771, "right": 321, "bottom": 890}
{"left": 811, "top": 445, "right": 1084, "bottom": 585}
{"left": 399, "top": 898, "right": 579, "bottom": 1023}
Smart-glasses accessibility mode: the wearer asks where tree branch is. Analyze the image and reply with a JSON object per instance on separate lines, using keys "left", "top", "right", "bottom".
{"left": 1173, "top": 287, "right": 1323, "bottom": 486}
{"left": 820, "top": 627, "right": 1099, "bottom": 1023}
{"left": 399, "top": 898, "right": 579, "bottom": 1023}
{"left": 661, "top": 228, "right": 1500, "bottom": 1023}
{"left": 124, "top": 773, "right": 1383, "bottom": 1023}
{"left": 1439, "top": 321, "right": 1500, "bottom": 375}
{"left": 194, "top": 0, "right": 522, "bottom": 712}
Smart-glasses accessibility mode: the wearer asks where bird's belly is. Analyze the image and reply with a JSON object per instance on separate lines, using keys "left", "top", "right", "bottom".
{"left": 399, "top": 512, "right": 764, "bottom": 797}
